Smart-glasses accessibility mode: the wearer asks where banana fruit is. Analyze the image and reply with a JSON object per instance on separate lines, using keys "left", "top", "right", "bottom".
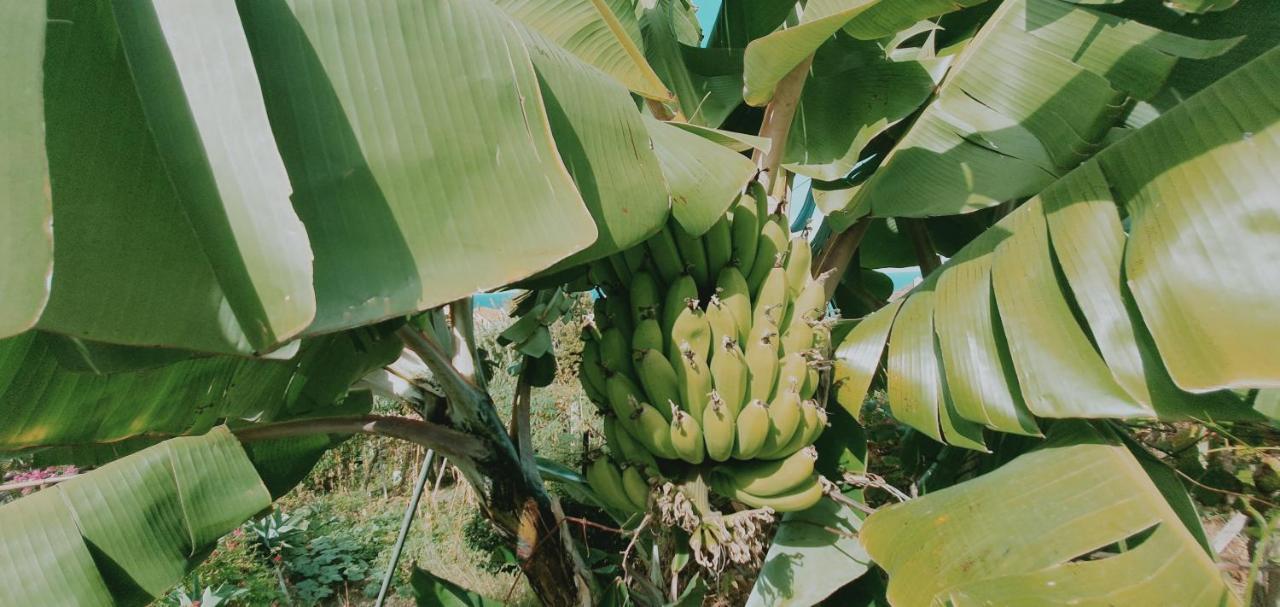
{"left": 575, "top": 181, "right": 838, "bottom": 516}
{"left": 716, "top": 472, "right": 824, "bottom": 512}
{"left": 587, "top": 457, "right": 640, "bottom": 513}
{"left": 717, "top": 447, "right": 817, "bottom": 497}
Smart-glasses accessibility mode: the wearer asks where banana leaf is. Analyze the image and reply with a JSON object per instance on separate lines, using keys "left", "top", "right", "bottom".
{"left": 833, "top": 46, "right": 1278, "bottom": 447}
{"left": 0, "top": 427, "right": 271, "bottom": 606}
{"left": 861, "top": 425, "right": 1238, "bottom": 606}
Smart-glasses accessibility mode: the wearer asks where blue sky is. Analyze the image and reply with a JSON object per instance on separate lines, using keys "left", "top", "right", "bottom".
{"left": 694, "top": 0, "right": 722, "bottom": 41}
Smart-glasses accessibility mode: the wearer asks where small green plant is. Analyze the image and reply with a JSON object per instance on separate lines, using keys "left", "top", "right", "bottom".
{"left": 286, "top": 533, "right": 374, "bottom": 604}
{"left": 165, "top": 579, "right": 247, "bottom": 607}
{"left": 462, "top": 510, "right": 518, "bottom": 575}
{"left": 245, "top": 510, "right": 309, "bottom": 555}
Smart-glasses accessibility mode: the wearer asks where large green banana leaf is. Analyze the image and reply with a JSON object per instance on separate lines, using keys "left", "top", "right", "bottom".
{"left": 36, "top": 0, "right": 312, "bottom": 356}
{"left": 783, "top": 53, "right": 942, "bottom": 181}
{"left": 0, "top": 0, "right": 52, "bottom": 340}
{"left": 742, "top": 0, "right": 988, "bottom": 107}
{"left": 492, "top": 0, "right": 670, "bottom": 100}
{"left": 0, "top": 329, "right": 400, "bottom": 453}
{"left": 833, "top": 47, "right": 1279, "bottom": 446}
{"left": 746, "top": 496, "right": 872, "bottom": 607}
{"left": 860, "top": 426, "right": 1237, "bottom": 606}
{"left": 820, "top": 0, "right": 1240, "bottom": 229}
{"left": 507, "top": 8, "right": 671, "bottom": 271}
{"left": 11, "top": 0, "right": 697, "bottom": 355}
{"left": 235, "top": 0, "right": 600, "bottom": 337}
{"left": 0, "top": 427, "right": 272, "bottom": 606}
{"left": 645, "top": 117, "right": 758, "bottom": 237}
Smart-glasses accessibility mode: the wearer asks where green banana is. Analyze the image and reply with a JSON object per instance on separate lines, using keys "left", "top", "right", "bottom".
{"left": 704, "top": 297, "right": 737, "bottom": 349}
{"left": 670, "top": 410, "right": 706, "bottom": 464}
{"left": 801, "top": 357, "right": 820, "bottom": 399}
{"left": 745, "top": 332, "right": 779, "bottom": 402}
{"left": 762, "top": 398, "right": 820, "bottom": 460}
{"left": 602, "top": 414, "right": 624, "bottom": 457}
{"left": 702, "top": 392, "right": 736, "bottom": 462}
{"left": 662, "top": 274, "right": 699, "bottom": 340}
{"left": 631, "top": 399, "right": 679, "bottom": 460}
{"left": 581, "top": 375, "right": 608, "bottom": 410}
{"left": 733, "top": 400, "right": 770, "bottom": 459}
{"left": 730, "top": 189, "right": 762, "bottom": 277}
{"left": 647, "top": 225, "right": 684, "bottom": 284}
{"left": 621, "top": 465, "right": 650, "bottom": 511}
{"left": 715, "top": 266, "right": 753, "bottom": 345}
{"left": 777, "top": 352, "right": 808, "bottom": 397}
{"left": 720, "top": 473, "right": 824, "bottom": 512}
{"left": 669, "top": 307, "right": 711, "bottom": 364}
{"left": 719, "top": 447, "right": 817, "bottom": 497}
{"left": 580, "top": 338, "right": 609, "bottom": 398}
{"left": 747, "top": 214, "right": 788, "bottom": 294}
{"left": 783, "top": 236, "right": 812, "bottom": 298}
{"left": 630, "top": 272, "right": 661, "bottom": 325}
{"left": 752, "top": 265, "right": 789, "bottom": 330}
{"left": 709, "top": 337, "right": 749, "bottom": 416}
{"left": 803, "top": 401, "right": 827, "bottom": 445}
{"left": 674, "top": 344, "right": 713, "bottom": 421}
{"left": 672, "top": 224, "right": 710, "bottom": 288}
{"left": 605, "top": 374, "right": 645, "bottom": 421}
{"left": 632, "top": 318, "right": 664, "bottom": 355}
{"left": 606, "top": 255, "right": 633, "bottom": 288}
{"left": 766, "top": 388, "right": 803, "bottom": 448}
{"left": 621, "top": 246, "right": 647, "bottom": 278}
{"left": 789, "top": 274, "right": 828, "bottom": 328}
{"left": 599, "top": 327, "right": 634, "bottom": 380}
{"left": 704, "top": 214, "right": 733, "bottom": 280}
{"left": 604, "top": 295, "right": 633, "bottom": 340}
{"left": 606, "top": 414, "right": 659, "bottom": 469}
{"left": 781, "top": 321, "right": 814, "bottom": 357}
{"left": 636, "top": 348, "right": 681, "bottom": 422}
{"left": 587, "top": 457, "right": 637, "bottom": 513}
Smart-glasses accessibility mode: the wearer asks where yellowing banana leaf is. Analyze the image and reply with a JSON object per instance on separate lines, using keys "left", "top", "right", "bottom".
{"left": 237, "top": 0, "right": 599, "bottom": 336}
{"left": 0, "top": 330, "right": 399, "bottom": 452}
{"left": 746, "top": 497, "right": 872, "bottom": 607}
{"left": 645, "top": 116, "right": 757, "bottom": 237}
{"left": 37, "top": 0, "right": 312, "bottom": 356}
{"left": 0, "top": 0, "right": 52, "bottom": 340}
{"left": 742, "top": 0, "right": 987, "bottom": 106}
{"left": 833, "top": 48, "right": 1276, "bottom": 448}
{"left": 861, "top": 429, "right": 1238, "bottom": 606}
{"left": 0, "top": 427, "right": 271, "bottom": 606}
{"left": 491, "top": 0, "right": 670, "bottom": 100}
{"left": 669, "top": 122, "right": 772, "bottom": 153}
{"left": 825, "top": 0, "right": 1240, "bottom": 228}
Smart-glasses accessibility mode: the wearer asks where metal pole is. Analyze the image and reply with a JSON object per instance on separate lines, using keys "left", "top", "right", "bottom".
{"left": 375, "top": 449, "right": 434, "bottom": 606}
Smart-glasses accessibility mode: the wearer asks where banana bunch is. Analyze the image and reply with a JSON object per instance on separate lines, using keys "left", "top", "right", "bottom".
{"left": 580, "top": 184, "right": 833, "bottom": 513}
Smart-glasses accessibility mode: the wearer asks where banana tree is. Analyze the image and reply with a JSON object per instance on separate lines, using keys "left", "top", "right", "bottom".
{"left": 1, "top": 0, "right": 1276, "bottom": 605}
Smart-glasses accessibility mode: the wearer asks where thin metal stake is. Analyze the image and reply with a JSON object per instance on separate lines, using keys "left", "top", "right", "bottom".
{"left": 375, "top": 449, "right": 434, "bottom": 606}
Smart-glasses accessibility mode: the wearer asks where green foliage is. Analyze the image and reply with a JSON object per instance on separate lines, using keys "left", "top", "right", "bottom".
{"left": 462, "top": 511, "right": 520, "bottom": 575}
